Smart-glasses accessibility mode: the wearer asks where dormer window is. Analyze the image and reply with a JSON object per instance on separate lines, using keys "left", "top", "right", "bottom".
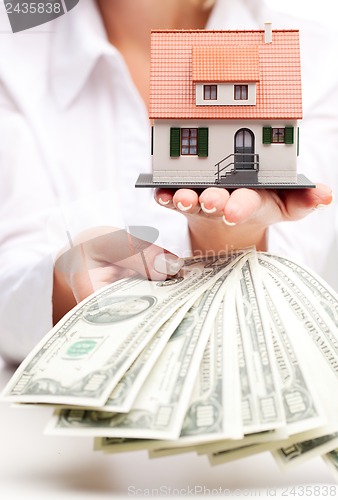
{"left": 204, "top": 85, "right": 217, "bottom": 100}
{"left": 234, "top": 85, "right": 248, "bottom": 100}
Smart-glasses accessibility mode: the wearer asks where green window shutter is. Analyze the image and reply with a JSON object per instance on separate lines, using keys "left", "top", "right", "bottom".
{"left": 198, "top": 127, "right": 209, "bottom": 157}
{"left": 285, "top": 126, "right": 294, "bottom": 144}
{"left": 170, "top": 128, "right": 181, "bottom": 157}
{"left": 262, "top": 127, "right": 272, "bottom": 144}
{"left": 297, "top": 127, "right": 300, "bottom": 155}
{"left": 151, "top": 126, "right": 154, "bottom": 155}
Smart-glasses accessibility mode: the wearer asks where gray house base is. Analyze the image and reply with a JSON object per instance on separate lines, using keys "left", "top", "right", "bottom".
{"left": 135, "top": 173, "right": 315, "bottom": 189}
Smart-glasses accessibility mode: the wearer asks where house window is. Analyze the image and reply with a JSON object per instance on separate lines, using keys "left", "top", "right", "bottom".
{"left": 181, "top": 128, "right": 198, "bottom": 155}
{"left": 170, "top": 127, "right": 208, "bottom": 157}
{"left": 262, "top": 126, "right": 294, "bottom": 145}
{"left": 204, "top": 85, "right": 217, "bottom": 100}
{"left": 272, "top": 128, "right": 285, "bottom": 143}
{"left": 234, "top": 85, "right": 248, "bottom": 100}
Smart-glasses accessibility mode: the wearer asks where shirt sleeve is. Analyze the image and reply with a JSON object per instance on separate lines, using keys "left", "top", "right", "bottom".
{"left": 0, "top": 109, "right": 57, "bottom": 364}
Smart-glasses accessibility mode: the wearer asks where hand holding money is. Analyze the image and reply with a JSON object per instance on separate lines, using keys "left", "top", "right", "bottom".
{"left": 53, "top": 226, "right": 184, "bottom": 323}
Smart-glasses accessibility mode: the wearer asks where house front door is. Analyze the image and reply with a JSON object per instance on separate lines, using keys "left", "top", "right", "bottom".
{"left": 234, "top": 129, "right": 254, "bottom": 169}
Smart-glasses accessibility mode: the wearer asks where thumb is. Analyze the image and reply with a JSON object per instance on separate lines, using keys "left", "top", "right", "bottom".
{"left": 54, "top": 227, "right": 185, "bottom": 284}
{"left": 280, "top": 183, "right": 333, "bottom": 221}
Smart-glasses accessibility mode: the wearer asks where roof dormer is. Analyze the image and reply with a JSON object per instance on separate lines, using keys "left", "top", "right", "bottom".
{"left": 192, "top": 45, "right": 259, "bottom": 106}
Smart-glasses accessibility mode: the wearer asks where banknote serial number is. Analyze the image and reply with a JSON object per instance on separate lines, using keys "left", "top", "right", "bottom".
{"left": 5, "top": 3, "right": 62, "bottom": 14}
{"left": 278, "top": 485, "right": 337, "bottom": 496}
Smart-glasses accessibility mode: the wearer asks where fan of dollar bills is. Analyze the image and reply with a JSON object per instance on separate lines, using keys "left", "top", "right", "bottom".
{"left": 1, "top": 248, "right": 338, "bottom": 481}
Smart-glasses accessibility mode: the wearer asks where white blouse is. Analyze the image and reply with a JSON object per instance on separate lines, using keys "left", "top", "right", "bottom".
{"left": 0, "top": 0, "right": 337, "bottom": 362}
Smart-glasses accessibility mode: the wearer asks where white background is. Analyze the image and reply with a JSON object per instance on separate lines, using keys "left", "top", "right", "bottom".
{"left": 264, "top": 0, "right": 338, "bottom": 27}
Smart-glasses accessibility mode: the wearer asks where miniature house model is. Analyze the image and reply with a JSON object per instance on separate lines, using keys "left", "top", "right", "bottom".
{"left": 136, "top": 24, "right": 314, "bottom": 189}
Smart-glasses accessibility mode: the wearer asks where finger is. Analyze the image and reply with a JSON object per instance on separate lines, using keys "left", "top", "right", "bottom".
{"left": 55, "top": 228, "right": 184, "bottom": 286}
{"left": 279, "top": 183, "right": 333, "bottom": 221}
{"left": 198, "top": 187, "right": 230, "bottom": 217}
{"left": 221, "top": 183, "right": 333, "bottom": 227}
{"left": 172, "top": 189, "right": 200, "bottom": 214}
{"left": 154, "top": 189, "right": 175, "bottom": 209}
{"left": 223, "top": 188, "right": 263, "bottom": 225}
{"left": 109, "top": 230, "right": 184, "bottom": 280}
{"left": 71, "top": 265, "right": 136, "bottom": 303}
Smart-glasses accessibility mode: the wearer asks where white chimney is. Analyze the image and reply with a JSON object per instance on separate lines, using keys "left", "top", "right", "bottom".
{"left": 264, "top": 21, "right": 272, "bottom": 43}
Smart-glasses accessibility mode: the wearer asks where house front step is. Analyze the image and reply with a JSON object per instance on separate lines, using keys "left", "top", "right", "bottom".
{"left": 219, "top": 170, "right": 258, "bottom": 184}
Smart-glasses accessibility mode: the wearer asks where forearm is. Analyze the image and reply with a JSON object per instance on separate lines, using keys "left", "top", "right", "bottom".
{"left": 52, "top": 266, "right": 77, "bottom": 325}
{"left": 188, "top": 216, "right": 268, "bottom": 255}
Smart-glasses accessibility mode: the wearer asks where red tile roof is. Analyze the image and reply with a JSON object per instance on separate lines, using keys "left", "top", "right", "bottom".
{"left": 192, "top": 46, "right": 260, "bottom": 82}
{"left": 149, "top": 30, "right": 302, "bottom": 120}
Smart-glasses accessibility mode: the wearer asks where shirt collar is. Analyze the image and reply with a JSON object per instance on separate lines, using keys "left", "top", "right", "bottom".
{"left": 50, "top": 0, "right": 117, "bottom": 108}
{"left": 50, "top": 0, "right": 261, "bottom": 109}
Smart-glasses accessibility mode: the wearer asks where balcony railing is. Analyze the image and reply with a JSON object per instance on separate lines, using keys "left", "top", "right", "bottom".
{"left": 215, "top": 153, "right": 259, "bottom": 183}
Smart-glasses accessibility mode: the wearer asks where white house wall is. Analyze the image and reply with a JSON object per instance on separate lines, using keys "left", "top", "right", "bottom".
{"left": 196, "top": 84, "right": 256, "bottom": 106}
{"left": 152, "top": 120, "right": 298, "bottom": 184}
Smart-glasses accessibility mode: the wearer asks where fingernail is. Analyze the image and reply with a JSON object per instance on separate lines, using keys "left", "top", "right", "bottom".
{"left": 154, "top": 254, "right": 185, "bottom": 275}
{"left": 315, "top": 193, "right": 334, "bottom": 210}
{"left": 201, "top": 202, "right": 217, "bottom": 214}
{"left": 158, "top": 197, "right": 170, "bottom": 206}
{"left": 222, "top": 216, "right": 236, "bottom": 226}
{"left": 177, "top": 201, "right": 193, "bottom": 212}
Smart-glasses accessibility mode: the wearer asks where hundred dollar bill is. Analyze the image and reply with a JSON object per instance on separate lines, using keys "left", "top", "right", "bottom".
{"left": 2, "top": 253, "right": 246, "bottom": 407}
{"left": 102, "top": 299, "right": 197, "bottom": 413}
{"left": 195, "top": 270, "right": 296, "bottom": 465}
{"left": 208, "top": 433, "right": 338, "bottom": 467}
{"left": 112, "top": 296, "right": 241, "bottom": 457}
{"left": 49, "top": 300, "right": 198, "bottom": 414}
{"left": 95, "top": 266, "right": 244, "bottom": 455}
{"left": 46, "top": 276, "right": 232, "bottom": 440}
{"left": 274, "top": 433, "right": 338, "bottom": 469}
{"left": 192, "top": 254, "right": 288, "bottom": 464}
{"left": 323, "top": 448, "right": 338, "bottom": 481}
{"left": 228, "top": 413, "right": 338, "bottom": 469}
{"left": 180, "top": 295, "right": 242, "bottom": 442}
{"left": 145, "top": 294, "right": 242, "bottom": 446}
{"left": 197, "top": 255, "right": 291, "bottom": 466}
{"left": 263, "top": 283, "right": 324, "bottom": 435}
{"left": 260, "top": 261, "right": 338, "bottom": 431}
{"left": 146, "top": 290, "right": 243, "bottom": 454}
{"left": 95, "top": 426, "right": 286, "bottom": 458}
{"left": 255, "top": 262, "right": 338, "bottom": 469}
{"left": 213, "top": 288, "right": 323, "bottom": 463}
{"left": 175, "top": 261, "right": 294, "bottom": 458}
{"left": 194, "top": 262, "right": 290, "bottom": 458}
{"left": 192, "top": 429, "right": 285, "bottom": 459}
{"left": 96, "top": 312, "right": 242, "bottom": 455}
{"left": 208, "top": 422, "right": 338, "bottom": 468}
{"left": 234, "top": 254, "right": 285, "bottom": 433}
{"left": 96, "top": 429, "right": 286, "bottom": 459}
{"left": 208, "top": 441, "right": 274, "bottom": 465}
{"left": 207, "top": 253, "right": 328, "bottom": 466}
{"left": 258, "top": 254, "right": 338, "bottom": 378}
{"left": 261, "top": 252, "right": 338, "bottom": 328}
{"left": 94, "top": 436, "right": 163, "bottom": 454}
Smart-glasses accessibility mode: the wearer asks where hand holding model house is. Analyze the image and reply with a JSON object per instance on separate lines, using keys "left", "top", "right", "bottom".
{"left": 137, "top": 25, "right": 333, "bottom": 251}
